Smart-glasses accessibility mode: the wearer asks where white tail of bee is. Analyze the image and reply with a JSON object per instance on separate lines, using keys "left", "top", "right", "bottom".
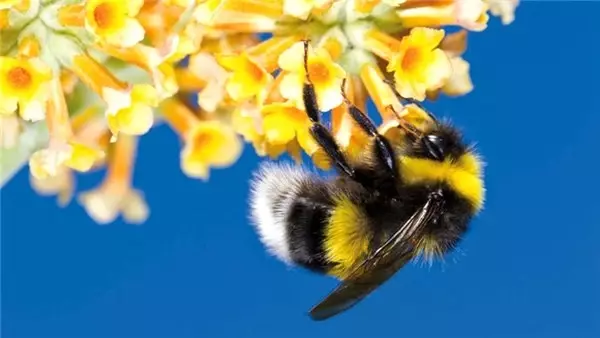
{"left": 249, "top": 162, "right": 313, "bottom": 266}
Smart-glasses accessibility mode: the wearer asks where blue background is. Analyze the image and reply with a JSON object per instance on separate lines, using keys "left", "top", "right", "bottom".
{"left": 2, "top": 3, "right": 599, "bottom": 338}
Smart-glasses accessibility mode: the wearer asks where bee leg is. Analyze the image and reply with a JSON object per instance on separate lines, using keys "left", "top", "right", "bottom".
{"left": 301, "top": 40, "right": 356, "bottom": 179}
{"left": 340, "top": 78, "right": 398, "bottom": 179}
{"left": 383, "top": 79, "right": 438, "bottom": 123}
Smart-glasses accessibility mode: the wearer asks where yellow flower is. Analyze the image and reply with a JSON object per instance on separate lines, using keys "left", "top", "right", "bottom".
{"left": 278, "top": 42, "right": 346, "bottom": 112}
{"left": 262, "top": 101, "right": 330, "bottom": 169}
{"left": 426, "top": 29, "right": 473, "bottom": 99}
{"left": 85, "top": 0, "right": 145, "bottom": 47}
{"left": 166, "top": 20, "right": 205, "bottom": 63}
{"left": 70, "top": 53, "right": 129, "bottom": 97}
{"left": 386, "top": 27, "right": 451, "bottom": 101}
{"left": 31, "top": 106, "right": 109, "bottom": 208}
{"left": 1, "top": 0, "right": 517, "bottom": 225}
{"left": 0, "top": 57, "right": 52, "bottom": 121}
{"left": 30, "top": 166, "right": 75, "bottom": 207}
{"left": 231, "top": 102, "right": 268, "bottom": 155}
{"left": 78, "top": 135, "right": 149, "bottom": 225}
{"left": 217, "top": 53, "right": 273, "bottom": 101}
{"left": 188, "top": 52, "right": 229, "bottom": 113}
{"left": 331, "top": 76, "right": 372, "bottom": 161}
{"left": 136, "top": 0, "right": 189, "bottom": 47}
{"left": 181, "top": 120, "right": 243, "bottom": 179}
{"left": 102, "top": 84, "right": 159, "bottom": 141}
{"left": 28, "top": 79, "right": 105, "bottom": 180}
{"left": 359, "top": 63, "right": 403, "bottom": 120}
{"left": 216, "top": 35, "right": 299, "bottom": 102}
{"left": 29, "top": 140, "right": 105, "bottom": 180}
{"left": 262, "top": 101, "right": 309, "bottom": 146}
{"left": 160, "top": 97, "right": 243, "bottom": 180}
{"left": 95, "top": 38, "right": 180, "bottom": 100}
{"left": 442, "top": 56, "right": 473, "bottom": 96}
{"left": 283, "top": 0, "right": 334, "bottom": 20}
{"left": 397, "top": 0, "right": 489, "bottom": 32}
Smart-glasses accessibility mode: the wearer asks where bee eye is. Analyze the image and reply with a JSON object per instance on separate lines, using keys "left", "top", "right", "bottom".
{"left": 422, "top": 134, "right": 445, "bottom": 161}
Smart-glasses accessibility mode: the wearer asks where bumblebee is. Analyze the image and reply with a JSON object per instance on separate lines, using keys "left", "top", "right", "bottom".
{"left": 249, "top": 41, "right": 485, "bottom": 321}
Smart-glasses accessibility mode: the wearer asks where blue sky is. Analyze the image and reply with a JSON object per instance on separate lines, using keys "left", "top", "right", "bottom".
{"left": 2, "top": 3, "right": 599, "bottom": 338}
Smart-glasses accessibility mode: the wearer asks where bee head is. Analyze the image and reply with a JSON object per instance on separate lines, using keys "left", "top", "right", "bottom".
{"left": 404, "top": 122, "right": 467, "bottom": 162}
{"left": 398, "top": 119, "right": 485, "bottom": 212}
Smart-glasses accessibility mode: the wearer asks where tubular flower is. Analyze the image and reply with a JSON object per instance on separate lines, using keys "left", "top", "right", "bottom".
{"left": 262, "top": 101, "right": 331, "bottom": 169}
{"left": 279, "top": 41, "right": 347, "bottom": 112}
{"left": 2, "top": 0, "right": 517, "bottom": 225}
{"left": 78, "top": 134, "right": 149, "bottom": 225}
{"left": 84, "top": 0, "right": 146, "bottom": 47}
{"left": 30, "top": 106, "right": 110, "bottom": 207}
{"left": 28, "top": 79, "right": 105, "bottom": 180}
{"left": 102, "top": 84, "right": 159, "bottom": 141}
{"left": 396, "top": 0, "right": 490, "bottom": 32}
{"left": 160, "top": 97, "right": 243, "bottom": 180}
{"left": 0, "top": 56, "right": 52, "bottom": 120}
{"left": 385, "top": 27, "right": 451, "bottom": 101}
{"left": 1, "top": 0, "right": 198, "bottom": 224}
{"left": 437, "top": 30, "right": 473, "bottom": 97}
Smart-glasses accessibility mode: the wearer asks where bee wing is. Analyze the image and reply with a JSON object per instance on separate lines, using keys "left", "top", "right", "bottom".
{"left": 308, "top": 194, "right": 443, "bottom": 321}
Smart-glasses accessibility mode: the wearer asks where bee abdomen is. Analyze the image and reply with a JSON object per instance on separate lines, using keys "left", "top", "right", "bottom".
{"left": 285, "top": 195, "right": 333, "bottom": 273}
{"left": 249, "top": 163, "right": 332, "bottom": 272}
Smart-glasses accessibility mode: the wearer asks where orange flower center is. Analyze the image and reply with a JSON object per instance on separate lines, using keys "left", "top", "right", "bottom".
{"left": 7, "top": 67, "right": 32, "bottom": 89}
{"left": 93, "top": 3, "right": 114, "bottom": 28}
{"left": 247, "top": 61, "right": 265, "bottom": 81}
{"left": 308, "top": 61, "right": 330, "bottom": 84}
{"left": 190, "top": 130, "right": 217, "bottom": 155}
{"left": 401, "top": 47, "right": 422, "bottom": 72}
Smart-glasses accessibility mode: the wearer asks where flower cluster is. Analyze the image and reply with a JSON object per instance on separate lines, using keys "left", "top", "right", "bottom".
{"left": 1, "top": 0, "right": 519, "bottom": 224}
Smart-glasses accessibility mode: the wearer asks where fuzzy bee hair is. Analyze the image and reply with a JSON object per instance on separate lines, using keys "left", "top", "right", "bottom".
{"left": 249, "top": 163, "right": 315, "bottom": 265}
{"left": 247, "top": 40, "right": 485, "bottom": 321}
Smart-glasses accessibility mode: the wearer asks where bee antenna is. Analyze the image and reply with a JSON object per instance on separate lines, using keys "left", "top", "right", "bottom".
{"left": 383, "top": 104, "right": 421, "bottom": 140}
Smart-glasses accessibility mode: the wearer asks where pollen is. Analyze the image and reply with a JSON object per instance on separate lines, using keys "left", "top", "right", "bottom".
{"left": 7, "top": 67, "right": 32, "bottom": 89}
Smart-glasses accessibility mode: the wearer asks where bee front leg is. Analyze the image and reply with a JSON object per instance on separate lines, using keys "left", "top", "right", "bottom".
{"left": 340, "top": 79, "right": 399, "bottom": 179}
{"left": 301, "top": 40, "right": 356, "bottom": 179}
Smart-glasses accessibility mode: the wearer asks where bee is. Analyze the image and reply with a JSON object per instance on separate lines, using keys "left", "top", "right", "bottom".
{"left": 249, "top": 41, "right": 485, "bottom": 321}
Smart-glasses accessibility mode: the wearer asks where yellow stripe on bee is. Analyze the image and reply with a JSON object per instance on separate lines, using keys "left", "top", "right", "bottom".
{"left": 400, "top": 152, "right": 485, "bottom": 211}
{"left": 324, "top": 196, "right": 372, "bottom": 279}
